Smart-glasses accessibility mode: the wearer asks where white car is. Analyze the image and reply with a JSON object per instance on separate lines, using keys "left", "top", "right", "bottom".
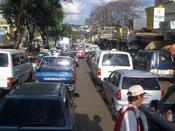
{"left": 91, "top": 50, "right": 133, "bottom": 86}
{"left": 102, "top": 70, "right": 163, "bottom": 118}
{"left": 85, "top": 44, "right": 100, "bottom": 53}
{"left": 0, "top": 49, "right": 31, "bottom": 94}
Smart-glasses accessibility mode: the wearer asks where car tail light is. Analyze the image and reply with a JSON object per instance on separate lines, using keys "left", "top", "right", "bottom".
{"left": 32, "top": 73, "right": 36, "bottom": 81}
{"left": 161, "top": 90, "right": 164, "bottom": 97}
{"left": 7, "top": 77, "right": 14, "bottom": 88}
{"left": 35, "top": 57, "right": 40, "bottom": 65}
{"left": 72, "top": 72, "right": 76, "bottom": 80}
{"left": 98, "top": 68, "right": 101, "bottom": 77}
{"left": 115, "top": 89, "right": 121, "bottom": 100}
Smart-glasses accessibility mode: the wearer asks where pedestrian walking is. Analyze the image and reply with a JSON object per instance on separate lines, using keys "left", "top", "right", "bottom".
{"left": 114, "top": 85, "right": 147, "bottom": 131}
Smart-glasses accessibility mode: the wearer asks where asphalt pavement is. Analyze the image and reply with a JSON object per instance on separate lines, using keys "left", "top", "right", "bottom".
{"left": 74, "top": 59, "right": 115, "bottom": 131}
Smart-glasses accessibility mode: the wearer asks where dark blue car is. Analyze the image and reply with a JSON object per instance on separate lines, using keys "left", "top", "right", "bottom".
{"left": 0, "top": 82, "right": 78, "bottom": 131}
{"left": 133, "top": 50, "right": 174, "bottom": 79}
{"left": 32, "top": 56, "right": 76, "bottom": 92}
{"left": 140, "top": 84, "right": 175, "bottom": 131}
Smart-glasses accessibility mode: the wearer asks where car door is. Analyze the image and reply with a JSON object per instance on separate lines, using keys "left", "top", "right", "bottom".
{"left": 66, "top": 89, "right": 78, "bottom": 131}
{"left": 109, "top": 72, "right": 121, "bottom": 105}
{"left": 92, "top": 53, "right": 100, "bottom": 80}
{"left": 104, "top": 71, "right": 117, "bottom": 103}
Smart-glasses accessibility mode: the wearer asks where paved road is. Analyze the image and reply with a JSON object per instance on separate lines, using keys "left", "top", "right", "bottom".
{"left": 75, "top": 59, "right": 115, "bottom": 131}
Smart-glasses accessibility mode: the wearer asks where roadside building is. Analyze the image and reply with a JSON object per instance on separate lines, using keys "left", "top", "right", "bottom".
{"left": 146, "top": 0, "right": 175, "bottom": 41}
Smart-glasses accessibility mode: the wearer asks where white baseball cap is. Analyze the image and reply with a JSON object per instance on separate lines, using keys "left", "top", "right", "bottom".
{"left": 127, "top": 85, "right": 145, "bottom": 96}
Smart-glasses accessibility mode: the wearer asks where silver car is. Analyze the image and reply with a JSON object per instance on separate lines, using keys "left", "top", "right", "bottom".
{"left": 102, "top": 70, "right": 163, "bottom": 118}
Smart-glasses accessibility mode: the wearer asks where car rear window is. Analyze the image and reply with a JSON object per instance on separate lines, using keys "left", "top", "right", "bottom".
{"left": 62, "top": 53, "right": 74, "bottom": 58}
{"left": 0, "top": 98, "right": 65, "bottom": 127}
{"left": 41, "top": 57, "right": 72, "bottom": 69}
{"left": 0, "top": 53, "right": 8, "bottom": 67}
{"left": 26, "top": 57, "right": 35, "bottom": 63}
{"left": 122, "top": 77, "right": 160, "bottom": 90}
{"left": 102, "top": 54, "right": 130, "bottom": 66}
{"left": 90, "top": 47, "right": 98, "bottom": 50}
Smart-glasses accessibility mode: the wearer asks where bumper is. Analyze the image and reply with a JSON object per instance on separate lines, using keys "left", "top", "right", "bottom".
{"left": 66, "top": 84, "right": 75, "bottom": 92}
{"left": 96, "top": 78, "right": 103, "bottom": 86}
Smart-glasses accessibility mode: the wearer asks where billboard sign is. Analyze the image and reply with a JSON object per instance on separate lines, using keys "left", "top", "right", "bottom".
{"left": 170, "top": 21, "right": 175, "bottom": 29}
{"left": 154, "top": 7, "right": 165, "bottom": 29}
{"left": 0, "top": 24, "right": 10, "bottom": 35}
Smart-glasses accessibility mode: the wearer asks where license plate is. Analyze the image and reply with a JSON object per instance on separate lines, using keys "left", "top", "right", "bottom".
{"left": 158, "top": 70, "right": 169, "bottom": 75}
{"left": 43, "top": 78, "right": 65, "bottom": 81}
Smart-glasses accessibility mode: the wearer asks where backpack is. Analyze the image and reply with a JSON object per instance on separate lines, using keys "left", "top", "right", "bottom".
{"left": 114, "top": 107, "right": 140, "bottom": 131}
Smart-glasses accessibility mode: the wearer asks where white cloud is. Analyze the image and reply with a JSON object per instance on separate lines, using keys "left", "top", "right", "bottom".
{"left": 62, "top": 1, "right": 85, "bottom": 14}
{"left": 62, "top": 0, "right": 154, "bottom": 25}
{"left": 64, "top": 14, "right": 79, "bottom": 22}
{"left": 87, "top": 0, "right": 113, "bottom": 5}
{"left": 62, "top": 1, "right": 87, "bottom": 24}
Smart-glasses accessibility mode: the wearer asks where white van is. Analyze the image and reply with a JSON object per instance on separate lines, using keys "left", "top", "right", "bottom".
{"left": 85, "top": 44, "right": 100, "bottom": 53}
{"left": 0, "top": 49, "right": 31, "bottom": 93}
{"left": 91, "top": 50, "right": 133, "bottom": 86}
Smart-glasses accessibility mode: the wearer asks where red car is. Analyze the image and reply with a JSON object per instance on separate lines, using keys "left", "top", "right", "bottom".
{"left": 76, "top": 49, "right": 86, "bottom": 58}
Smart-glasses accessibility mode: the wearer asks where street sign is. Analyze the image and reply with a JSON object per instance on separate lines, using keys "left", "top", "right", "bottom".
{"left": 170, "top": 21, "right": 175, "bottom": 29}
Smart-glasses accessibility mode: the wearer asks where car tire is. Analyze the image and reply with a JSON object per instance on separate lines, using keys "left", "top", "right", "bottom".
{"left": 27, "top": 72, "right": 32, "bottom": 82}
{"left": 101, "top": 88, "right": 105, "bottom": 99}
{"left": 111, "top": 101, "right": 117, "bottom": 120}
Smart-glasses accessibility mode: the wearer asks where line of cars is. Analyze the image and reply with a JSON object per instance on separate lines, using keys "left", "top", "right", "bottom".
{"left": 0, "top": 48, "right": 81, "bottom": 131}
{"left": 87, "top": 48, "right": 175, "bottom": 130}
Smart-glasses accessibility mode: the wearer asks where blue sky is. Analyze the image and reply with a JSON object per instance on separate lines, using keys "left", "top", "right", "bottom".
{"left": 62, "top": 0, "right": 155, "bottom": 25}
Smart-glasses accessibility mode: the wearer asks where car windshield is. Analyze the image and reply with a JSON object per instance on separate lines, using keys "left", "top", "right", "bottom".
{"left": 40, "top": 57, "right": 72, "bottom": 69}
{"left": 33, "top": 52, "right": 49, "bottom": 57}
{"left": 122, "top": 77, "right": 160, "bottom": 90}
{"left": 62, "top": 53, "right": 74, "bottom": 58}
{"left": 90, "top": 47, "right": 98, "bottom": 50}
{"left": 102, "top": 54, "right": 130, "bottom": 66}
{"left": 0, "top": 98, "right": 65, "bottom": 127}
{"left": 0, "top": 53, "right": 8, "bottom": 67}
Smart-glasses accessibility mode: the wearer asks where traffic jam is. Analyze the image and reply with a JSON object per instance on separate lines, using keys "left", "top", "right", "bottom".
{"left": 0, "top": 0, "right": 175, "bottom": 131}
{"left": 0, "top": 41, "right": 175, "bottom": 131}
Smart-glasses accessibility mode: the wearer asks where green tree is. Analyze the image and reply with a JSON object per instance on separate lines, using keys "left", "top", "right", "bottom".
{"left": 1, "top": 0, "right": 28, "bottom": 48}
{"left": 33, "top": 0, "right": 63, "bottom": 48}
{"left": 1, "top": 0, "right": 63, "bottom": 49}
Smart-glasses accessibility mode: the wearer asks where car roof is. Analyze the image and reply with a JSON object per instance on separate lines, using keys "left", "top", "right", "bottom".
{"left": 99, "top": 50, "right": 130, "bottom": 55}
{"left": 116, "top": 70, "right": 157, "bottom": 78}
{"left": 9, "top": 82, "right": 63, "bottom": 96}
{"left": 43, "top": 56, "right": 71, "bottom": 59}
{"left": 0, "top": 49, "right": 24, "bottom": 54}
{"left": 138, "top": 50, "right": 169, "bottom": 53}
